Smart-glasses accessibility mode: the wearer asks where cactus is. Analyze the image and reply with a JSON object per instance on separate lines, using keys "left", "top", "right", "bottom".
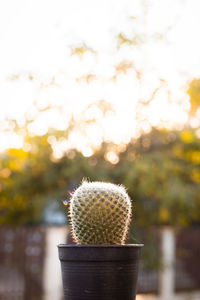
{"left": 68, "top": 181, "right": 132, "bottom": 245}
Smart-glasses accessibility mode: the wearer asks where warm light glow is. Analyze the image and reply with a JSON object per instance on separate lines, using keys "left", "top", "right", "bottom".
{"left": 136, "top": 295, "right": 156, "bottom": 300}
{"left": 105, "top": 151, "right": 119, "bottom": 164}
{"left": 0, "top": 132, "right": 23, "bottom": 152}
{"left": 0, "top": 0, "right": 199, "bottom": 154}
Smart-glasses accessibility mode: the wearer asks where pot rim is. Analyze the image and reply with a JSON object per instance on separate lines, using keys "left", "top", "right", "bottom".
{"left": 58, "top": 244, "right": 144, "bottom": 248}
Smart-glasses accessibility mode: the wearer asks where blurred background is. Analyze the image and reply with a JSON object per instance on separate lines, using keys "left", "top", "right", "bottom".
{"left": 0, "top": 0, "right": 200, "bottom": 299}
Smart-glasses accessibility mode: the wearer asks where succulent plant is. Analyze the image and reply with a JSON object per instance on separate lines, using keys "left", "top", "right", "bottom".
{"left": 68, "top": 181, "right": 132, "bottom": 245}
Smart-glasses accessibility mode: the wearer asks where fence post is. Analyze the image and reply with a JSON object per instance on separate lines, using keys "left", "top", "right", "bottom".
{"left": 159, "top": 227, "right": 175, "bottom": 300}
{"left": 43, "top": 226, "right": 67, "bottom": 300}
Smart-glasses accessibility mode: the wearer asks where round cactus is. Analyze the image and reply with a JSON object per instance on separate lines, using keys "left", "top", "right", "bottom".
{"left": 68, "top": 181, "right": 132, "bottom": 245}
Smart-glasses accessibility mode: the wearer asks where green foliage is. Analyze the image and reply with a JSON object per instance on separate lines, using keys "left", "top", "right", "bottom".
{"left": 0, "top": 128, "right": 200, "bottom": 228}
{"left": 112, "top": 129, "right": 200, "bottom": 227}
{"left": 69, "top": 181, "right": 132, "bottom": 245}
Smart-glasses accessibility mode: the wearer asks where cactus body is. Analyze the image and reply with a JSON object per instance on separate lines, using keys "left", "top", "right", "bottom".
{"left": 69, "top": 181, "right": 132, "bottom": 245}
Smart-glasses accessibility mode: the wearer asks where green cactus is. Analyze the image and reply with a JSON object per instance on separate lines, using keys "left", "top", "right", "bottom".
{"left": 68, "top": 181, "right": 132, "bottom": 245}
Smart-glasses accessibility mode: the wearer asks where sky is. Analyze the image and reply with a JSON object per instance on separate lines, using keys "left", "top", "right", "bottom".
{"left": 0, "top": 0, "right": 200, "bottom": 154}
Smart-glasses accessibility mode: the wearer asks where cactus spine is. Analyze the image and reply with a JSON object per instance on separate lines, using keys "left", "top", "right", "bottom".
{"left": 69, "top": 181, "right": 132, "bottom": 245}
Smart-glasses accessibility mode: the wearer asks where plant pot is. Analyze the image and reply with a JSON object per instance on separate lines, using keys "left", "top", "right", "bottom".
{"left": 58, "top": 244, "right": 143, "bottom": 300}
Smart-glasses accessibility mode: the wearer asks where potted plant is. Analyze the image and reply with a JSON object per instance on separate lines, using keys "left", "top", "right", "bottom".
{"left": 58, "top": 181, "right": 143, "bottom": 300}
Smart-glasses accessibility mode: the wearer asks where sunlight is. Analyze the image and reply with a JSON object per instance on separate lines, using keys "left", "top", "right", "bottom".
{"left": 105, "top": 151, "right": 119, "bottom": 164}
{"left": 0, "top": 0, "right": 200, "bottom": 154}
{"left": 0, "top": 132, "right": 23, "bottom": 152}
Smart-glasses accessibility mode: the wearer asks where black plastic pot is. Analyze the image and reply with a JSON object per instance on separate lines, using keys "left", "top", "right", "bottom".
{"left": 58, "top": 244, "right": 143, "bottom": 300}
